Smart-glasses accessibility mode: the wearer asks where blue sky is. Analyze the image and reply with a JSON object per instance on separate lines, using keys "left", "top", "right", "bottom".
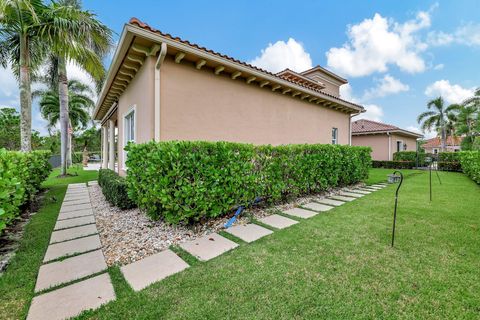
{"left": 1, "top": 0, "right": 479, "bottom": 137}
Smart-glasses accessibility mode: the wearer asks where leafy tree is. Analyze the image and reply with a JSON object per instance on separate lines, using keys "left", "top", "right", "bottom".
{"left": 0, "top": 107, "right": 20, "bottom": 149}
{"left": 417, "top": 97, "right": 459, "bottom": 152}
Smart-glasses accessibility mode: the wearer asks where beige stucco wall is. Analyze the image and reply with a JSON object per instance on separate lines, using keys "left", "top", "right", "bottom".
{"left": 159, "top": 57, "right": 350, "bottom": 145}
{"left": 117, "top": 56, "right": 155, "bottom": 173}
{"left": 352, "top": 133, "right": 418, "bottom": 161}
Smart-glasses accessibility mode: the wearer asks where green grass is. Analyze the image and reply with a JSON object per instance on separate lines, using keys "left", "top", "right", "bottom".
{"left": 2, "top": 168, "right": 479, "bottom": 319}
{"left": 365, "top": 168, "right": 422, "bottom": 185}
{"left": 0, "top": 167, "right": 97, "bottom": 319}
{"left": 74, "top": 169, "right": 479, "bottom": 319}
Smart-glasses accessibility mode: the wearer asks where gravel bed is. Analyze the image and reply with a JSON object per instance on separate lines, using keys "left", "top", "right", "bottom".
{"left": 89, "top": 182, "right": 365, "bottom": 266}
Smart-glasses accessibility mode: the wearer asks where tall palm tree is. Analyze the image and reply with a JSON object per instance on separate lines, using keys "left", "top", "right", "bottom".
{"left": 35, "top": 79, "right": 94, "bottom": 131}
{"left": 417, "top": 97, "right": 459, "bottom": 152}
{"left": 0, "top": 0, "right": 48, "bottom": 151}
{"left": 39, "top": 0, "right": 112, "bottom": 175}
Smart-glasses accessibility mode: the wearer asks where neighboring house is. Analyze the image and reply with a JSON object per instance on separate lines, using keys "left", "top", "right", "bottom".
{"left": 93, "top": 18, "right": 364, "bottom": 175}
{"left": 422, "top": 136, "right": 463, "bottom": 154}
{"left": 351, "top": 119, "right": 423, "bottom": 161}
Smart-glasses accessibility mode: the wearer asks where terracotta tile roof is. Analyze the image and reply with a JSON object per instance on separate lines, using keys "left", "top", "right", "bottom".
{"left": 422, "top": 136, "right": 463, "bottom": 148}
{"left": 352, "top": 119, "right": 399, "bottom": 133}
{"left": 128, "top": 18, "right": 362, "bottom": 110}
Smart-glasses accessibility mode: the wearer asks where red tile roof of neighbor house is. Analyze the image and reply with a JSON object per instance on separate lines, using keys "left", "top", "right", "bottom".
{"left": 127, "top": 18, "right": 362, "bottom": 109}
{"left": 422, "top": 136, "right": 463, "bottom": 148}
{"left": 351, "top": 119, "right": 423, "bottom": 138}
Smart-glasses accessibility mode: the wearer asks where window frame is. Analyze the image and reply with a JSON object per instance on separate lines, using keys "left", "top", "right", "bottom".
{"left": 331, "top": 127, "right": 338, "bottom": 145}
{"left": 122, "top": 105, "right": 136, "bottom": 170}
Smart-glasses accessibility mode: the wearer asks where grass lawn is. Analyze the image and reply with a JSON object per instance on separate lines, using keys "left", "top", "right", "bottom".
{"left": 1, "top": 168, "right": 479, "bottom": 319}
{"left": 0, "top": 166, "right": 97, "bottom": 319}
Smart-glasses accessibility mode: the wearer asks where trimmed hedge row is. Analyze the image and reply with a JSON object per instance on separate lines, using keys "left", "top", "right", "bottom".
{"left": 438, "top": 152, "right": 462, "bottom": 171}
{"left": 393, "top": 151, "right": 426, "bottom": 166}
{"left": 460, "top": 151, "right": 480, "bottom": 184}
{"left": 0, "top": 149, "right": 51, "bottom": 234}
{"left": 98, "top": 169, "right": 135, "bottom": 209}
{"left": 125, "top": 141, "right": 371, "bottom": 224}
{"left": 372, "top": 160, "right": 416, "bottom": 169}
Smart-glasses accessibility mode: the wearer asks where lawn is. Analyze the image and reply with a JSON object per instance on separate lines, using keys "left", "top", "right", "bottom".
{"left": 0, "top": 166, "right": 98, "bottom": 319}
{"left": 1, "top": 168, "right": 479, "bottom": 319}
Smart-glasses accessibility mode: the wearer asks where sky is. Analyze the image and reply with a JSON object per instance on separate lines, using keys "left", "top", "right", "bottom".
{"left": 1, "top": 0, "right": 479, "bottom": 138}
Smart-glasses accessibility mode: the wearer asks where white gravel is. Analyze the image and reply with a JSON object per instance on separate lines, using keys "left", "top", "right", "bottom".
{"left": 88, "top": 183, "right": 364, "bottom": 266}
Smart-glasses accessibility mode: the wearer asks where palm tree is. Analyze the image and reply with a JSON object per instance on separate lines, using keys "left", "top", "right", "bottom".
{"left": 39, "top": 0, "right": 112, "bottom": 175}
{"left": 0, "top": 0, "right": 48, "bottom": 151}
{"left": 417, "top": 97, "right": 459, "bottom": 152}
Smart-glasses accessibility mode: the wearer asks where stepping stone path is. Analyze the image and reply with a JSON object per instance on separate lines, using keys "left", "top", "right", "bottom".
{"left": 338, "top": 191, "right": 363, "bottom": 198}
{"left": 283, "top": 207, "right": 319, "bottom": 219}
{"left": 258, "top": 214, "right": 298, "bottom": 229}
{"left": 329, "top": 195, "right": 356, "bottom": 202}
{"left": 179, "top": 233, "right": 238, "bottom": 261}
{"left": 345, "top": 188, "right": 371, "bottom": 195}
{"left": 316, "top": 198, "right": 345, "bottom": 207}
{"left": 28, "top": 183, "right": 115, "bottom": 320}
{"left": 225, "top": 223, "right": 273, "bottom": 243}
{"left": 302, "top": 202, "right": 334, "bottom": 212}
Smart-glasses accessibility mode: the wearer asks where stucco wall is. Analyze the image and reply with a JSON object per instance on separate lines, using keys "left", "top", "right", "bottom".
{"left": 390, "top": 134, "right": 417, "bottom": 157}
{"left": 117, "top": 56, "right": 155, "bottom": 172}
{"left": 352, "top": 133, "right": 418, "bottom": 161}
{"left": 159, "top": 57, "right": 350, "bottom": 145}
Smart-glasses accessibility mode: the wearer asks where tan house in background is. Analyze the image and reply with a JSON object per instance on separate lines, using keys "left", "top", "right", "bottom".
{"left": 351, "top": 119, "right": 423, "bottom": 161}
{"left": 93, "top": 18, "right": 364, "bottom": 175}
{"left": 422, "top": 136, "right": 463, "bottom": 154}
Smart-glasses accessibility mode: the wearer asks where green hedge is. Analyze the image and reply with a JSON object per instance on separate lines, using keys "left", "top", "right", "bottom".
{"left": 125, "top": 141, "right": 371, "bottom": 224}
{"left": 437, "top": 152, "right": 462, "bottom": 171}
{"left": 393, "top": 151, "right": 425, "bottom": 166}
{"left": 460, "top": 151, "right": 480, "bottom": 183}
{"left": 0, "top": 149, "right": 51, "bottom": 234}
{"left": 98, "top": 169, "right": 136, "bottom": 209}
{"left": 372, "top": 160, "right": 416, "bottom": 169}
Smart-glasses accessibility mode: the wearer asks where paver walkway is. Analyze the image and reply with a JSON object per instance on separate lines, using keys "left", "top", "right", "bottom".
{"left": 27, "top": 183, "right": 115, "bottom": 320}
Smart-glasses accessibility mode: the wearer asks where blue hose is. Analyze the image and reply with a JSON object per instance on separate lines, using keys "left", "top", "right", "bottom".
{"left": 224, "top": 197, "right": 262, "bottom": 229}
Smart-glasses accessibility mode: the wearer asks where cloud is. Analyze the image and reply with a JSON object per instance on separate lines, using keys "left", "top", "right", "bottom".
{"left": 425, "top": 80, "right": 475, "bottom": 104}
{"left": 406, "top": 125, "right": 436, "bottom": 139}
{"left": 428, "top": 23, "right": 480, "bottom": 47}
{"left": 249, "top": 38, "right": 313, "bottom": 73}
{"left": 433, "top": 63, "right": 444, "bottom": 70}
{"left": 326, "top": 10, "right": 432, "bottom": 77}
{"left": 0, "top": 66, "right": 20, "bottom": 108}
{"left": 363, "top": 74, "right": 409, "bottom": 99}
{"left": 354, "top": 104, "right": 384, "bottom": 122}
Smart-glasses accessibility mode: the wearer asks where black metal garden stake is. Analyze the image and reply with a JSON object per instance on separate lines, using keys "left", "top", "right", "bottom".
{"left": 429, "top": 163, "right": 432, "bottom": 202}
{"left": 391, "top": 170, "right": 404, "bottom": 247}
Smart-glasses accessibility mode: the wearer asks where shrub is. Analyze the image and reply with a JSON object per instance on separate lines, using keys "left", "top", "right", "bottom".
{"left": 437, "top": 152, "right": 462, "bottom": 171}
{"left": 393, "top": 151, "right": 425, "bottom": 166}
{"left": 98, "top": 169, "right": 135, "bottom": 209}
{"left": 372, "top": 160, "right": 416, "bottom": 169}
{"left": 125, "top": 141, "right": 371, "bottom": 224}
{"left": 0, "top": 149, "right": 51, "bottom": 234}
{"left": 460, "top": 151, "right": 480, "bottom": 184}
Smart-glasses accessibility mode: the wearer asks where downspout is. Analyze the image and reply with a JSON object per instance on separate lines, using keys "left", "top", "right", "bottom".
{"left": 387, "top": 132, "right": 392, "bottom": 160}
{"left": 154, "top": 43, "right": 167, "bottom": 141}
{"left": 349, "top": 111, "right": 361, "bottom": 146}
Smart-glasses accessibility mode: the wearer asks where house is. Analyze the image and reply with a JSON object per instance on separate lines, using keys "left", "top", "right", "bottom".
{"left": 351, "top": 119, "right": 423, "bottom": 161}
{"left": 422, "top": 136, "right": 463, "bottom": 154}
{"left": 93, "top": 18, "right": 364, "bottom": 175}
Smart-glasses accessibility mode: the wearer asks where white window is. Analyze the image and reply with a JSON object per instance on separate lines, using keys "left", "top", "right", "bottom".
{"left": 396, "top": 140, "right": 403, "bottom": 152}
{"left": 332, "top": 128, "right": 338, "bottom": 145}
{"left": 123, "top": 106, "right": 136, "bottom": 169}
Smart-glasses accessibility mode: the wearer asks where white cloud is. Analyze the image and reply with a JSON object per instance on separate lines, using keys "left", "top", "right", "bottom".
{"left": 406, "top": 125, "right": 436, "bottom": 139}
{"left": 326, "top": 10, "right": 431, "bottom": 77}
{"left": 425, "top": 80, "right": 475, "bottom": 104}
{"left": 354, "top": 104, "right": 384, "bottom": 122}
{"left": 428, "top": 23, "right": 480, "bottom": 47}
{"left": 0, "top": 66, "right": 19, "bottom": 108}
{"left": 339, "top": 83, "right": 356, "bottom": 102}
{"left": 249, "top": 38, "right": 313, "bottom": 73}
{"left": 66, "top": 62, "right": 97, "bottom": 101}
{"left": 363, "top": 74, "right": 409, "bottom": 99}
{"left": 433, "top": 63, "right": 444, "bottom": 70}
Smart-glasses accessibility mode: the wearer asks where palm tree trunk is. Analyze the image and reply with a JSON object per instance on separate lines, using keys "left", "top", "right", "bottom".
{"left": 19, "top": 34, "right": 32, "bottom": 152}
{"left": 441, "top": 127, "right": 446, "bottom": 152}
{"left": 58, "top": 57, "right": 69, "bottom": 175}
{"left": 67, "top": 119, "right": 73, "bottom": 166}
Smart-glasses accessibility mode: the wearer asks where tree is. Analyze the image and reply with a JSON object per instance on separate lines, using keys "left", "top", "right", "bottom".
{"left": 417, "top": 97, "right": 459, "bottom": 152}
{"left": 39, "top": 0, "right": 112, "bottom": 175}
{"left": 0, "top": 107, "right": 20, "bottom": 149}
{"left": 0, "top": 0, "right": 48, "bottom": 151}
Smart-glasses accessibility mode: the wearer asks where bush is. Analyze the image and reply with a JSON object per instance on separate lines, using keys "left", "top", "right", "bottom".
{"left": 393, "top": 151, "right": 425, "bottom": 166}
{"left": 0, "top": 149, "right": 51, "bottom": 234}
{"left": 460, "top": 151, "right": 480, "bottom": 184}
{"left": 437, "top": 152, "right": 462, "bottom": 171}
{"left": 125, "top": 141, "right": 371, "bottom": 224}
{"left": 372, "top": 160, "right": 416, "bottom": 169}
{"left": 98, "top": 169, "right": 135, "bottom": 209}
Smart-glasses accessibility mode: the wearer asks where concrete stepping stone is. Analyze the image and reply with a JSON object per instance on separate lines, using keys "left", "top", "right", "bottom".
{"left": 302, "top": 202, "right": 334, "bottom": 212}
{"left": 61, "top": 199, "right": 91, "bottom": 208}
{"left": 315, "top": 198, "right": 345, "bottom": 206}
{"left": 338, "top": 191, "right": 363, "bottom": 198}
{"left": 35, "top": 250, "right": 107, "bottom": 292}
{"left": 258, "top": 214, "right": 298, "bottom": 229}
{"left": 283, "top": 207, "right": 318, "bottom": 219}
{"left": 44, "top": 235, "right": 101, "bottom": 262}
{"left": 50, "top": 224, "right": 97, "bottom": 244}
{"left": 60, "top": 203, "right": 92, "bottom": 213}
{"left": 358, "top": 187, "right": 377, "bottom": 192}
{"left": 345, "top": 188, "right": 371, "bottom": 195}
{"left": 365, "top": 186, "right": 382, "bottom": 190}
{"left": 68, "top": 183, "right": 87, "bottom": 188}
{"left": 65, "top": 190, "right": 88, "bottom": 195}
{"left": 121, "top": 249, "right": 189, "bottom": 291}
{"left": 88, "top": 180, "right": 98, "bottom": 186}
{"left": 179, "top": 233, "right": 238, "bottom": 261}
{"left": 54, "top": 215, "right": 95, "bottom": 230}
{"left": 329, "top": 195, "right": 356, "bottom": 202}
{"left": 58, "top": 208, "right": 94, "bottom": 220}
{"left": 371, "top": 184, "right": 386, "bottom": 188}
{"left": 63, "top": 195, "right": 90, "bottom": 202}
{"left": 225, "top": 223, "right": 273, "bottom": 243}
{"left": 28, "top": 273, "right": 115, "bottom": 320}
